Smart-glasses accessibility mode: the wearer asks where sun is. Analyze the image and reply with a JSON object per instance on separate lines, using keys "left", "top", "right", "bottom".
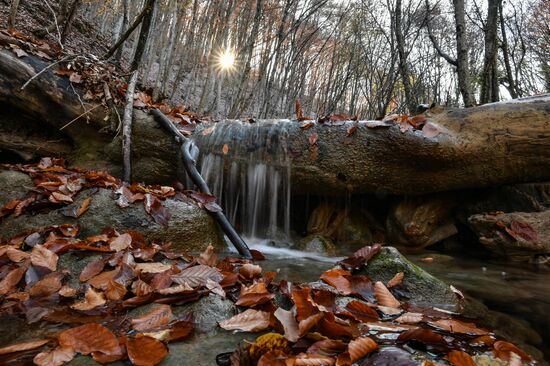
{"left": 216, "top": 48, "right": 236, "bottom": 73}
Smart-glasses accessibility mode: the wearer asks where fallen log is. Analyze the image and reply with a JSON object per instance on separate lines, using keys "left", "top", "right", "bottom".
{"left": 0, "top": 48, "right": 549, "bottom": 196}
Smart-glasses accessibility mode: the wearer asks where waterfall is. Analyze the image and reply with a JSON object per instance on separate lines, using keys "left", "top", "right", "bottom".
{"left": 192, "top": 120, "right": 293, "bottom": 242}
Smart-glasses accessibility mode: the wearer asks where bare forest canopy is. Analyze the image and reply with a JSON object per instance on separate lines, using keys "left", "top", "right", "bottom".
{"left": 4, "top": 0, "right": 550, "bottom": 120}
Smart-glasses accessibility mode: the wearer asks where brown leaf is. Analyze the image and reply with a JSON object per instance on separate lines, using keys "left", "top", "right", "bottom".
{"left": 105, "top": 280, "right": 127, "bottom": 301}
{"left": 49, "top": 191, "right": 74, "bottom": 204}
{"left": 71, "top": 287, "right": 106, "bottom": 311}
{"left": 59, "top": 285, "right": 77, "bottom": 298}
{"left": 447, "top": 350, "right": 476, "bottom": 366}
{"left": 198, "top": 244, "right": 217, "bottom": 266}
{"left": 33, "top": 347, "right": 75, "bottom": 366}
{"left": 219, "top": 309, "right": 271, "bottom": 332}
{"left": 493, "top": 341, "right": 532, "bottom": 362}
{"left": 422, "top": 122, "right": 442, "bottom": 138}
{"left": 76, "top": 197, "right": 91, "bottom": 217}
{"left": 395, "top": 312, "right": 423, "bottom": 324}
{"left": 222, "top": 144, "right": 230, "bottom": 155}
{"left": 131, "top": 304, "right": 173, "bottom": 332}
{"left": 236, "top": 282, "right": 274, "bottom": 307}
{"left": 309, "top": 133, "right": 319, "bottom": 146}
{"left": 387, "top": 272, "right": 404, "bottom": 288}
{"left": 91, "top": 338, "right": 127, "bottom": 364}
{"left": 189, "top": 192, "right": 223, "bottom": 212}
{"left": 0, "top": 263, "right": 28, "bottom": 295}
{"left": 126, "top": 336, "right": 168, "bottom": 366}
{"left": 12, "top": 47, "right": 29, "bottom": 58}
{"left": 59, "top": 323, "right": 119, "bottom": 355}
{"left": 31, "top": 245, "right": 58, "bottom": 271}
{"left": 274, "top": 308, "right": 300, "bottom": 342}
{"left": 300, "top": 121, "right": 315, "bottom": 130}
{"left": 317, "top": 313, "right": 356, "bottom": 340}
{"left": 69, "top": 72, "right": 83, "bottom": 84}
{"left": 348, "top": 337, "right": 378, "bottom": 362}
{"left": 135, "top": 262, "right": 172, "bottom": 274}
{"left": 29, "top": 272, "right": 63, "bottom": 297}
{"left": 239, "top": 263, "right": 262, "bottom": 280}
{"left": 171, "top": 264, "right": 223, "bottom": 288}
{"left": 144, "top": 194, "right": 171, "bottom": 227}
{"left": 292, "top": 287, "right": 319, "bottom": 321}
{"left": 429, "top": 319, "right": 488, "bottom": 336}
{"left": 80, "top": 258, "right": 106, "bottom": 282}
{"left": 6, "top": 247, "right": 30, "bottom": 262}
{"left": 110, "top": 233, "right": 132, "bottom": 252}
{"left": 509, "top": 220, "right": 538, "bottom": 243}
{"left": 132, "top": 279, "right": 153, "bottom": 297}
{"left": 88, "top": 269, "right": 118, "bottom": 290}
{"left": 320, "top": 269, "right": 352, "bottom": 295}
{"left": 343, "top": 300, "right": 379, "bottom": 322}
{"left": 0, "top": 339, "right": 49, "bottom": 355}
{"left": 307, "top": 339, "right": 347, "bottom": 357}
{"left": 298, "top": 313, "right": 324, "bottom": 337}
{"left": 374, "top": 281, "right": 400, "bottom": 308}
{"left": 258, "top": 350, "right": 289, "bottom": 366}
{"left": 346, "top": 124, "right": 358, "bottom": 137}
{"left": 397, "top": 328, "right": 448, "bottom": 352}
{"left": 294, "top": 353, "right": 335, "bottom": 365}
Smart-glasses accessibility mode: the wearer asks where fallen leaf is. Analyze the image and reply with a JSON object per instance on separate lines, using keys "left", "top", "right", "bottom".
{"left": 59, "top": 285, "right": 77, "bottom": 298}
{"left": 300, "top": 121, "right": 315, "bottom": 130}
{"left": 171, "top": 264, "right": 222, "bottom": 287}
{"left": 135, "top": 262, "right": 172, "bottom": 274}
{"left": 298, "top": 313, "right": 324, "bottom": 336}
{"left": 132, "top": 279, "right": 153, "bottom": 297}
{"left": 131, "top": 304, "right": 173, "bottom": 332}
{"left": 387, "top": 272, "right": 404, "bottom": 288}
{"left": 69, "top": 73, "right": 83, "bottom": 84}
{"left": 59, "top": 323, "right": 119, "bottom": 355}
{"left": 292, "top": 287, "right": 319, "bottom": 321}
{"left": 12, "top": 46, "right": 29, "bottom": 58}
{"left": 0, "top": 339, "right": 49, "bottom": 355}
{"left": 0, "top": 263, "right": 28, "bottom": 295}
{"left": 274, "top": 308, "right": 300, "bottom": 342}
{"left": 110, "top": 233, "right": 132, "bottom": 252}
{"left": 450, "top": 285, "right": 465, "bottom": 300}
{"left": 346, "top": 124, "right": 358, "bottom": 137}
{"left": 397, "top": 328, "right": 448, "bottom": 352}
{"left": 33, "top": 347, "right": 75, "bottom": 366}
{"left": 307, "top": 339, "right": 347, "bottom": 356}
{"left": 144, "top": 194, "right": 171, "bottom": 227}
{"left": 343, "top": 300, "right": 379, "bottom": 322}
{"left": 189, "top": 192, "right": 223, "bottom": 212}
{"left": 31, "top": 245, "right": 58, "bottom": 271}
{"left": 222, "top": 144, "right": 230, "bottom": 154}
{"left": 206, "top": 278, "right": 225, "bottom": 297}
{"left": 422, "top": 122, "right": 442, "bottom": 138}
{"left": 395, "top": 312, "right": 423, "bottom": 324}
{"left": 6, "top": 247, "right": 30, "bottom": 262}
{"left": 157, "top": 283, "right": 194, "bottom": 295}
{"left": 105, "top": 280, "right": 127, "bottom": 300}
{"left": 198, "top": 245, "right": 217, "bottom": 266}
{"left": 348, "top": 337, "right": 378, "bottom": 362}
{"left": 236, "top": 282, "right": 274, "bottom": 307}
{"left": 258, "top": 350, "right": 290, "bottom": 366}
{"left": 429, "top": 319, "right": 488, "bottom": 336}
{"left": 29, "top": 272, "right": 63, "bottom": 297}
{"left": 126, "top": 336, "right": 168, "bottom": 366}
{"left": 219, "top": 309, "right": 271, "bottom": 332}
{"left": 309, "top": 133, "right": 318, "bottom": 146}
{"left": 49, "top": 191, "right": 73, "bottom": 204}
{"left": 294, "top": 353, "right": 335, "bottom": 365}
{"left": 320, "top": 269, "right": 352, "bottom": 295}
{"left": 447, "top": 350, "right": 477, "bottom": 366}
{"left": 509, "top": 220, "right": 538, "bottom": 243}
{"left": 493, "top": 341, "right": 532, "bottom": 362}
{"left": 79, "top": 258, "right": 106, "bottom": 282}
{"left": 374, "top": 281, "right": 400, "bottom": 308}
{"left": 71, "top": 287, "right": 106, "bottom": 311}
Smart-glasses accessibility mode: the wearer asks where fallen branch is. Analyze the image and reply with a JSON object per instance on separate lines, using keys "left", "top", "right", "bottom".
{"left": 20, "top": 55, "right": 73, "bottom": 90}
{"left": 151, "top": 108, "right": 253, "bottom": 259}
{"left": 122, "top": 70, "right": 138, "bottom": 183}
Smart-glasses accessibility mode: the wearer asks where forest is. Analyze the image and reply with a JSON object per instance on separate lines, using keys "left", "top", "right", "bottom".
{"left": 0, "top": 0, "right": 549, "bottom": 366}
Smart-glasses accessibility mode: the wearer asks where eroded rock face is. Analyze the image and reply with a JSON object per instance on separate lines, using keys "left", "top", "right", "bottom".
{"left": 0, "top": 186, "right": 225, "bottom": 253}
{"left": 360, "top": 247, "right": 460, "bottom": 311}
{"left": 0, "top": 170, "right": 33, "bottom": 207}
{"left": 468, "top": 210, "right": 550, "bottom": 260}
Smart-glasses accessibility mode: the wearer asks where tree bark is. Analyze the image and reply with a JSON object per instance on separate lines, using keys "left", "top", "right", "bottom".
{"left": 453, "top": 0, "right": 475, "bottom": 107}
{"left": 131, "top": 0, "right": 156, "bottom": 71}
{"left": 0, "top": 48, "right": 549, "bottom": 196}
{"left": 8, "top": 0, "right": 21, "bottom": 30}
{"left": 480, "top": 0, "right": 501, "bottom": 104}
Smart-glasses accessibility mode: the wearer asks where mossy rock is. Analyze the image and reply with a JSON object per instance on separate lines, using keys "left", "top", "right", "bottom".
{"left": 360, "top": 247, "right": 460, "bottom": 311}
{"left": 295, "top": 234, "right": 337, "bottom": 256}
{"left": 0, "top": 170, "right": 34, "bottom": 207}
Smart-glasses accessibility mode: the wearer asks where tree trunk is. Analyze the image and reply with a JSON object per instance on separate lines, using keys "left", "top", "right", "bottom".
{"left": 453, "top": 0, "right": 475, "bottom": 107}
{"left": 8, "top": 0, "right": 21, "bottom": 30}
{"left": 0, "top": 48, "right": 549, "bottom": 196}
{"left": 394, "top": 0, "right": 415, "bottom": 113}
{"left": 131, "top": 0, "right": 156, "bottom": 71}
{"left": 480, "top": 0, "right": 501, "bottom": 104}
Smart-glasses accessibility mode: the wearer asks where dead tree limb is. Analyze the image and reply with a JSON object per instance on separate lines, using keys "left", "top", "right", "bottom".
{"left": 60, "top": 0, "right": 82, "bottom": 44}
{"left": 103, "top": 0, "right": 156, "bottom": 60}
{"left": 151, "top": 108, "right": 253, "bottom": 259}
{"left": 8, "top": 0, "right": 21, "bottom": 30}
{"left": 122, "top": 70, "right": 138, "bottom": 182}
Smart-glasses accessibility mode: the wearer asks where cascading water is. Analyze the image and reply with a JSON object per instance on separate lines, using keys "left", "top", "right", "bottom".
{"left": 192, "top": 120, "right": 293, "bottom": 242}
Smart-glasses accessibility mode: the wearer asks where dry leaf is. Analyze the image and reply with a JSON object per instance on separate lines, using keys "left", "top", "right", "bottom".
{"left": 198, "top": 245, "right": 217, "bottom": 266}
{"left": 395, "top": 312, "right": 423, "bottom": 324}
{"left": 429, "top": 319, "right": 488, "bottom": 336}
{"left": 110, "top": 233, "right": 132, "bottom": 252}
{"left": 374, "top": 281, "right": 400, "bottom": 308}
{"left": 59, "top": 323, "right": 119, "bottom": 355}
{"left": 0, "top": 264, "right": 28, "bottom": 295}
{"left": 29, "top": 273, "right": 63, "bottom": 297}
{"left": 31, "top": 245, "right": 58, "bottom": 271}
{"left": 126, "top": 336, "right": 168, "bottom": 366}
{"left": 348, "top": 337, "right": 378, "bottom": 362}
{"left": 274, "top": 308, "right": 300, "bottom": 342}
{"left": 447, "top": 350, "right": 477, "bottom": 366}
{"left": 219, "top": 309, "right": 271, "bottom": 332}
{"left": 0, "top": 339, "right": 49, "bottom": 355}
{"left": 387, "top": 272, "right": 404, "bottom": 288}
{"left": 131, "top": 304, "right": 173, "bottom": 332}
{"left": 171, "top": 264, "right": 222, "bottom": 287}
{"left": 71, "top": 287, "right": 106, "bottom": 311}
{"left": 239, "top": 263, "right": 262, "bottom": 279}
{"left": 33, "top": 347, "right": 75, "bottom": 366}
{"left": 135, "top": 262, "right": 172, "bottom": 274}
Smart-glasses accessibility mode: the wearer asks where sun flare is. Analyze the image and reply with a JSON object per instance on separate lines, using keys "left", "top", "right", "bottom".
{"left": 217, "top": 49, "right": 236, "bottom": 72}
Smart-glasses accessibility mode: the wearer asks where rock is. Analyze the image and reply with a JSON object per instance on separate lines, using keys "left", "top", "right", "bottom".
{"left": 386, "top": 194, "right": 458, "bottom": 248}
{"left": 468, "top": 210, "right": 550, "bottom": 259}
{"left": 0, "top": 170, "right": 33, "bottom": 207}
{"left": 359, "top": 247, "right": 460, "bottom": 311}
{"left": 0, "top": 188, "right": 225, "bottom": 253}
{"left": 174, "top": 294, "right": 237, "bottom": 334}
{"left": 295, "top": 234, "right": 337, "bottom": 256}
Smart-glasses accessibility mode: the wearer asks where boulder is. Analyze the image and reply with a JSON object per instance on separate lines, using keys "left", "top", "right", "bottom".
{"left": 295, "top": 234, "right": 337, "bottom": 256}
{"left": 0, "top": 188, "right": 225, "bottom": 253}
{"left": 360, "top": 247, "right": 460, "bottom": 311}
{"left": 468, "top": 210, "right": 550, "bottom": 260}
{"left": 0, "top": 170, "right": 33, "bottom": 207}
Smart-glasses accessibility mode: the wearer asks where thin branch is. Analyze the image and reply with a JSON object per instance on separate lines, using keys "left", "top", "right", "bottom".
{"left": 20, "top": 55, "right": 73, "bottom": 90}
{"left": 59, "top": 104, "right": 101, "bottom": 130}
{"left": 122, "top": 70, "right": 138, "bottom": 183}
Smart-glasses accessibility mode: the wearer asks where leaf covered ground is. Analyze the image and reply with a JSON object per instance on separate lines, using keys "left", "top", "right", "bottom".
{"left": 0, "top": 162, "right": 538, "bottom": 365}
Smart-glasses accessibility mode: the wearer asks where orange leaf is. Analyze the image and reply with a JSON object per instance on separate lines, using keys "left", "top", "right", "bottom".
{"left": 59, "top": 324, "right": 119, "bottom": 355}
{"left": 131, "top": 304, "right": 173, "bottom": 332}
{"left": 71, "top": 287, "right": 106, "bottom": 311}
{"left": 429, "top": 319, "right": 488, "bottom": 336}
{"left": 294, "top": 353, "right": 335, "bottom": 365}
{"left": 0, "top": 263, "right": 28, "bottom": 295}
{"left": 31, "top": 245, "right": 58, "bottom": 271}
{"left": 298, "top": 313, "right": 324, "bottom": 336}
{"left": 197, "top": 245, "right": 217, "bottom": 266}
{"left": 493, "top": 341, "right": 532, "bottom": 362}
{"left": 126, "top": 336, "right": 168, "bottom": 366}
{"left": 79, "top": 258, "right": 106, "bottom": 282}
{"left": 33, "top": 347, "right": 75, "bottom": 366}
{"left": 239, "top": 263, "right": 262, "bottom": 280}
{"left": 222, "top": 144, "right": 230, "bottom": 154}
{"left": 109, "top": 233, "right": 132, "bottom": 252}
{"left": 274, "top": 308, "right": 300, "bottom": 342}
{"left": 374, "top": 281, "right": 400, "bottom": 308}
{"left": 219, "top": 309, "right": 270, "bottom": 332}
{"left": 447, "top": 350, "right": 477, "bottom": 366}
{"left": 29, "top": 272, "right": 63, "bottom": 297}
{"left": 387, "top": 272, "right": 404, "bottom": 288}
{"left": 320, "top": 269, "right": 352, "bottom": 295}
{"left": 0, "top": 339, "right": 49, "bottom": 355}
{"left": 348, "top": 337, "right": 378, "bottom": 362}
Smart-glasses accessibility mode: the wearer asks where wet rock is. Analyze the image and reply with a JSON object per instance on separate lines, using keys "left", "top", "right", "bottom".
{"left": 359, "top": 247, "right": 460, "bottom": 311}
{"left": 0, "top": 188, "right": 224, "bottom": 253}
{"left": 0, "top": 169, "right": 33, "bottom": 207}
{"left": 295, "top": 234, "right": 337, "bottom": 256}
{"left": 386, "top": 194, "right": 458, "bottom": 248}
{"left": 359, "top": 346, "right": 416, "bottom": 366}
{"left": 174, "top": 294, "right": 237, "bottom": 333}
{"left": 468, "top": 210, "right": 550, "bottom": 260}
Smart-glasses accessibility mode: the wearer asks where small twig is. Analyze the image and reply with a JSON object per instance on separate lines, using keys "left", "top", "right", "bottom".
{"left": 42, "top": 0, "right": 64, "bottom": 49}
{"left": 21, "top": 55, "right": 73, "bottom": 90}
{"left": 122, "top": 70, "right": 138, "bottom": 183}
{"left": 59, "top": 104, "right": 101, "bottom": 131}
